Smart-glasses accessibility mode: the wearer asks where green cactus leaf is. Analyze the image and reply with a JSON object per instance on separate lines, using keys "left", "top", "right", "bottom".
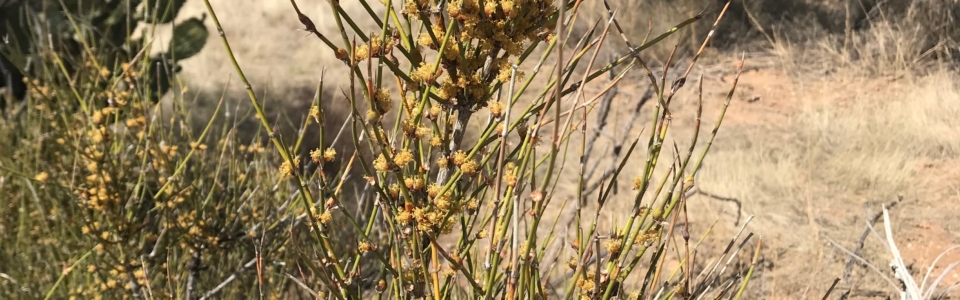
{"left": 140, "top": 0, "right": 187, "bottom": 24}
{"left": 167, "top": 17, "right": 209, "bottom": 61}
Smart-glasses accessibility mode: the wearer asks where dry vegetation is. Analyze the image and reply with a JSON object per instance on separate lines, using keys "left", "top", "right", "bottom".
{"left": 1, "top": 0, "right": 959, "bottom": 299}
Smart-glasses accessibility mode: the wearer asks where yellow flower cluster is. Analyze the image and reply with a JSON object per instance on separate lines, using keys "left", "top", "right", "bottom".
{"left": 358, "top": 241, "right": 378, "bottom": 253}
{"left": 576, "top": 267, "right": 600, "bottom": 297}
{"left": 374, "top": 149, "right": 414, "bottom": 172}
{"left": 404, "top": 177, "right": 426, "bottom": 191}
{"left": 374, "top": 88, "right": 392, "bottom": 114}
{"left": 488, "top": 100, "right": 505, "bottom": 118}
{"left": 413, "top": 206, "right": 448, "bottom": 235}
{"left": 634, "top": 228, "right": 660, "bottom": 246}
{"left": 604, "top": 239, "right": 622, "bottom": 256}
{"left": 239, "top": 143, "right": 266, "bottom": 154}
{"left": 503, "top": 161, "right": 518, "bottom": 187}
{"left": 459, "top": 160, "right": 478, "bottom": 175}
{"left": 280, "top": 157, "right": 301, "bottom": 178}
{"left": 401, "top": 119, "right": 432, "bottom": 139}
{"left": 309, "top": 105, "right": 321, "bottom": 122}
{"left": 404, "top": 0, "right": 555, "bottom": 109}
{"left": 310, "top": 148, "right": 336, "bottom": 164}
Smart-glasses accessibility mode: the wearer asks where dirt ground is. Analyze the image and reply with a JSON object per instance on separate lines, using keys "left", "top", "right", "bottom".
{"left": 168, "top": 0, "right": 960, "bottom": 298}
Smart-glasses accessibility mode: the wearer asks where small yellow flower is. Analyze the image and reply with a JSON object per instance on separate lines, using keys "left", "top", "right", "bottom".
{"left": 280, "top": 157, "right": 300, "bottom": 178}
{"left": 501, "top": 0, "right": 515, "bottom": 17}
{"left": 465, "top": 199, "right": 479, "bottom": 214}
{"left": 402, "top": 0, "right": 419, "bottom": 15}
{"left": 441, "top": 268, "right": 456, "bottom": 277}
{"left": 504, "top": 173, "right": 518, "bottom": 187}
{"left": 133, "top": 269, "right": 145, "bottom": 279}
{"left": 483, "top": 0, "right": 497, "bottom": 17}
{"left": 375, "top": 88, "right": 392, "bottom": 114}
{"left": 389, "top": 184, "right": 401, "bottom": 199}
{"left": 319, "top": 211, "right": 333, "bottom": 224}
{"left": 415, "top": 126, "right": 431, "bottom": 138}
{"left": 427, "top": 106, "right": 442, "bottom": 120}
{"left": 447, "top": 2, "right": 461, "bottom": 18}
{"left": 34, "top": 172, "right": 49, "bottom": 182}
{"left": 280, "top": 162, "right": 293, "bottom": 177}
{"left": 411, "top": 63, "right": 441, "bottom": 83}
{"left": 366, "top": 109, "right": 380, "bottom": 121}
{"left": 358, "top": 241, "right": 377, "bottom": 252}
{"left": 309, "top": 105, "right": 321, "bottom": 122}
{"left": 92, "top": 111, "right": 104, "bottom": 124}
{"left": 405, "top": 177, "right": 425, "bottom": 191}
{"left": 310, "top": 149, "right": 322, "bottom": 163}
{"left": 436, "top": 156, "right": 449, "bottom": 168}
{"left": 395, "top": 210, "right": 412, "bottom": 224}
{"left": 427, "top": 183, "right": 440, "bottom": 198}
{"left": 437, "top": 80, "right": 458, "bottom": 100}
{"left": 394, "top": 149, "right": 414, "bottom": 167}
{"left": 324, "top": 148, "right": 337, "bottom": 162}
{"left": 604, "top": 239, "right": 623, "bottom": 256}
{"left": 488, "top": 101, "right": 505, "bottom": 118}
{"left": 451, "top": 150, "right": 468, "bottom": 166}
{"left": 353, "top": 44, "right": 371, "bottom": 61}
{"left": 190, "top": 142, "right": 207, "bottom": 151}
{"left": 373, "top": 154, "right": 389, "bottom": 172}
{"left": 567, "top": 256, "right": 578, "bottom": 269}
{"left": 460, "top": 161, "right": 478, "bottom": 176}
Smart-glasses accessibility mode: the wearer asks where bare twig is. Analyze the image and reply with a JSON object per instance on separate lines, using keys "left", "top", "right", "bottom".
{"left": 199, "top": 258, "right": 257, "bottom": 300}
{"left": 691, "top": 188, "right": 743, "bottom": 226}
{"left": 284, "top": 273, "right": 321, "bottom": 298}
{"left": 822, "top": 277, "right": 841, "bottom": 300}
{"left": 693, "top": 214, "right": 755, "bottom": 295}
{"left": 826, "top": 236, "right": 900, "bottom": 293}
{"left": 840, "top": 196, "right": 902, "bottom": 299}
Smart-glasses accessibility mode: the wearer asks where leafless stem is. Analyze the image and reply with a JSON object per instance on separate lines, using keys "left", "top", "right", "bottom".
{"left": 840, "top": 197, "right": 901, "bottom": 299}
{"left": 199, "top": 258, "right": 257, "bottom": 300}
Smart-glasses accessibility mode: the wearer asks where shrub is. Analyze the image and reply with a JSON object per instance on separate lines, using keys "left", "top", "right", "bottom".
{"left": 0, "top": 0, "right": 760, "bottom": 299}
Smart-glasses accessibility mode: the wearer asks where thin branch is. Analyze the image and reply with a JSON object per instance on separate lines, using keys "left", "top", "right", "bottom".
{"left": 199, "top": 258, "right": 257, "bottom": 300}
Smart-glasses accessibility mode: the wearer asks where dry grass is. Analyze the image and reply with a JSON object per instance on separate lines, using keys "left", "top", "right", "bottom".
{"left": 688, "top": 69, "right": 960, "bottom": 297}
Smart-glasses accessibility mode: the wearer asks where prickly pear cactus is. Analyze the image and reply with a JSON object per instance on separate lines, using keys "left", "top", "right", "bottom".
{"left": 168, "top": 16, "right": 210, "bottom": 61}
{"left": 138, "top": 0, "right": 189, "bottom": 24}
{"left": 0, "top": 0, "right": 208, "bottom": 105}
